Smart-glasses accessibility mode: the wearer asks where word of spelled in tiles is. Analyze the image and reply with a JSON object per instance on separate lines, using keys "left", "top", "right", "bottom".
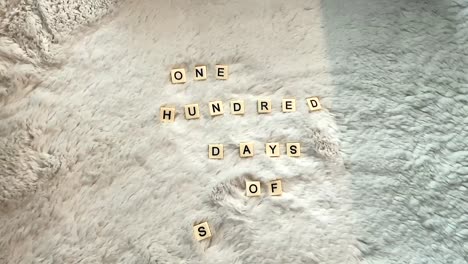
{"left": 193, "top": 222, "right": 212, "bottom": 241}
{"left": 208, "top": 144, "right": 224, "bottom": 159}
{"left": 244, "top": 180, "right": 283, "bottom": 197}
{"left": 245, "top": 181, "right": 261, "bottom": 197}
{"left": 170, "top": 65, "right": 229, "bottom": 83}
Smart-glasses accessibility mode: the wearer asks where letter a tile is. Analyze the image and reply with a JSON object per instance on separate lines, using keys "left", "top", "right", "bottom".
{"left": 239, "top": 142, "right": 254, "bottom": 158}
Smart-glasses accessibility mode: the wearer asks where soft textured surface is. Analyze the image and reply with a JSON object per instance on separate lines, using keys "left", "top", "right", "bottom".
{"left": 324, "top": 1, "right": 468, "bottom": 263}
{"left": 0, "top": 0, "right": 467, "bottom": 263}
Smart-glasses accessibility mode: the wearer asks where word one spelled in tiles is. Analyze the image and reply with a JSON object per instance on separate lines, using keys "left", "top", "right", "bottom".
{"left": 170, "top": 65, "right": 228, "bottom": 84}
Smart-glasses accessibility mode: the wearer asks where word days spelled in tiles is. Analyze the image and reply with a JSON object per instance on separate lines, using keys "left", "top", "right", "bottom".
{"left": 159, "top": 97, "right": 322, "bottom": 122}
{"left": 208, "top": 143, "right": 301, "bottom": 159}
{"left": 170, "top": 65, "right": 228, "bottom": 84}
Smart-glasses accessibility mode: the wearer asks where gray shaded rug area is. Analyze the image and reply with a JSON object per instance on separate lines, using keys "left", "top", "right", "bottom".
{"left": 323, "top": 0, "right": 468, "bottom": 263}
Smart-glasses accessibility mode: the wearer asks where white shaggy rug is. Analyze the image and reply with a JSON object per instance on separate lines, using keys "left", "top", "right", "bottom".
{"left": 1, "top": 0, "right": 467, "bottom": 263}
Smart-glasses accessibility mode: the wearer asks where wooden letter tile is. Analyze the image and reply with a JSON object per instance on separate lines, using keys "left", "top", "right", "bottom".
{"left": 194, "top": 65, "right": 207, "bottom": 81}
{"left": 306, "top": 97, "right": 322, "bottom": 111}
{"left": 209, "top": 101, "right": 224, "bottom": 116}
{"left": 208, "top": 144, "right": 224, "bottom": 159}
{"left": 239, "top": 142, "right": 254, "bottom": 158}
{"left": 257, "top": 99, "right": 272, "bottom": 114}
{"left": 269, "top": 180, "right": 283, "bottom": 196}
{"left": 159, "top": 106, "right": 176, "bottom": 123}
{"left": 215, "top": 65, "right": 229, "bottom": 80}
{"left": 286, "top": 143, "right": 301, "bottom": 157}
{"left": 282, "top": 98, "right": 296, "bottom": 112}
{"left": 170, "top": 68, "right": 187, "bottom": 84}
{"left": 193, "top": 222, "right": 212, "bottom": 241}
{"left": 245, "top": 181, "right": 261, "bottom": 197}
{"left": 230, "top": 100, "right": 245, "bottom": 115}
{"left": 265, "top": 142, "right": 280, "bottom": 157}
{"left": 184, "top": 104, "right": 201, "bottom": 120}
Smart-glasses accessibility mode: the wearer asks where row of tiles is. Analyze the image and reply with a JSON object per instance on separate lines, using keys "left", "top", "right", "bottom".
{"left": 193, "top": 179, "right": 283, "bottom": 241}
{"left": 170, "top": 65, "right": 229, "bottom": 83}
{"left": 208, "top": 142, "right": 301, "bottom": 159}
{"left": 160, "top": 97, "right": 322, "bottom": 122}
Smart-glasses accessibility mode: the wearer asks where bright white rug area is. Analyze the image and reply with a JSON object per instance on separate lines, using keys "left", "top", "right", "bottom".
{"left": 0, "top": 0, "right": 467, "bottom": 263}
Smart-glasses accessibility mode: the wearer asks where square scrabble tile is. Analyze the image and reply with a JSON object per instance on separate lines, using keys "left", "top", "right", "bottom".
{"left": 215, "top": 65, "right": 229, "bottom": 80}
{"left": 269, "top": 180, "right": 283, "bottom": 196}
{"left": 239, "top": 142, "right": 254, "bottom": 158}
{"left": 257, "top": 99, "right": 272, "bottom": 114}
{"left": 184, "top": 104, "right": 201, "bottom": 120}
{"left": 265, "top": 142, "right": 280, "bottom": 157}
{"left": 306, "top": 97, "right": 322, "bottom": 111}
{"left": 230, "top": 100, "right": 245, "bottom": 115}
{"left": 208, "top": 144, "right": 224, "bottom": 159}
{"left": 194, "top": 65, "right": 207, "bottom": 81}
{"left": 209, "top": 101, "right": 224, "bottom": 116}
{"left": 286, "top": 143, "right": 301, "bottom": 157}
{"left": 170, "top": 68, "right": 187, "bottom": 84}
{"left": 282, "top": 98, "right": 296, "bottom": 112}
{"left": 245, "top": 181, "right": 261, "bottom": 197}
{"left": 193, "top": 222, "right": 212, "bottom": 241}
{"left": 159, "top": 106, "right": 176, "bottom": 123}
